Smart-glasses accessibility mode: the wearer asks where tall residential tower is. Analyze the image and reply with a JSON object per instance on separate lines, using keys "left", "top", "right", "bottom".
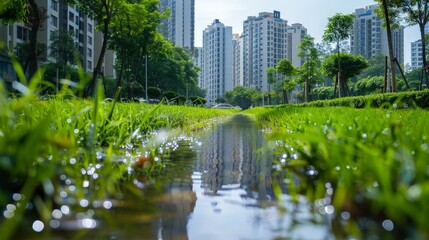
{"left": 202, "top": 19, "right": 233, "bottom": 106}
{"left": 351, "top": 5, "right": 404, "bottom": 65}
{"left": 159, "top": 0, "right": 195, "bottom": 48}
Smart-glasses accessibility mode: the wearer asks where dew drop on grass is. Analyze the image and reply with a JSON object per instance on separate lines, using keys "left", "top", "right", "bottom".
{"left": 67, "top": 118, "right": 72, "bottom": 123}
{"left": 12, "top": 193, "right": 22, "bottom": 201}
{"left": 70, "top": 158, "right": 76, "bottom": 165}
{"left": 61, "top": 205, "right": 70, "bottom": 215}
{"left": 80, "top": 199, "right": 89, "bottom": 208}
{"left": 74, "top": 129, "right": 79, "bottom": 134}
{"left": 0, "top": 130, "right": 4, "bottom": 137}
{"left": 382, "top": 219, "right": 394, "bottom": 231}
{"left": 341, "top": 211, "right": 350, "bottom": 220}
{"left": 32, "top": 220, "right": 44, "bottom": 232}
{"left": 50, "top": 220, "right": 60, "bottom": 229}
{"left": 52, "top": 209, "right": 63, "bottom": 219}
{"left": 362, "top": 133, "right": 367, "bottom": 139}
{"left": 3, "top": 210, "right": 14, "bottom": 219}
{"left": 407, "top": 185, "right": 422, "bottom": 200}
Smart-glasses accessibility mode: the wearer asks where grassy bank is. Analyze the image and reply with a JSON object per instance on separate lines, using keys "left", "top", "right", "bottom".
{"left": 244, "top": 105, "right": 429, "bottom": 238}
{"left": 0, "top": 82, "right": 236, "bottom": 239}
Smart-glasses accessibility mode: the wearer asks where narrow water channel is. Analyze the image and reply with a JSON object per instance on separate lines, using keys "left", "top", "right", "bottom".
{"left": 18, "top": 114, "right": 331, "bottom": 239}
{"left": 129, "top": 114, "right": 332, "bottom": 240}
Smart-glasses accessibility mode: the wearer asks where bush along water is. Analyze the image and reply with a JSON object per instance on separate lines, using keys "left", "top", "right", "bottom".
{"left": 245, "top": 105, "right": 429, "bottom": 239}
{"left": 0, "top": 62, "right": 234, "bottom": 239}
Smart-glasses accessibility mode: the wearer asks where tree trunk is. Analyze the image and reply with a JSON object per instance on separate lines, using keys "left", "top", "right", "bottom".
{"left": 381, "top": 0, "right": 397, "bottom": 92}
{"left": 282, "top": 89, "right": 288, "bottom": 104}
{"left": 85, "top": 19, "right": 110, "bottom": 97}
{"left": 27, "top": 0, "right": 41, "bottom": 80}
{"left": 419, "top": 23, "right": 429, "bottom": 88}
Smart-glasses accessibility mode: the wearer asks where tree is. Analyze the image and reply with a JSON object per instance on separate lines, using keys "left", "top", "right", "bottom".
{"left": 48, "top": 30, "right": 78, "bottom": 84}
{"left": 66, "top": 0, "right": 125, "bottom": 97}
{"left": 109, "top": 0, "right": 165, "bottom": 99}
{"left": 276, "top": 58, "right": 295, "bottom": 103}
{"left": 297, "top": 35, "right": 320, "bottom": 102}
{"left": 322, "top": 52, "right": 369, "bottom": 96}
{"left": 355, "top": 76, "right": 384, "bottom": 95}
{"left": 0, "top": 0, "right": 44, "bottom": 79}
{"left": 224, "top": 86, "right": 258, "bottom": 110}
{"left": 388, "top": 0, "right": 429, "bottom": 89}
{"left": 357, "top": 54, "right": 386, "bottom": 78}
{"left": 322, "top": 13, "right": 355, "bottom": 97}
{"left": 266, "top": 67, "right": 276, "bottom": 105}
{"left": 374, "top": 0, "right": 399, "bottom": 92}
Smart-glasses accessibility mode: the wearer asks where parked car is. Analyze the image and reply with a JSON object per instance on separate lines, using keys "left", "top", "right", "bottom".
{"left": 212, "top": 103, "right": 242, "bottom": 110}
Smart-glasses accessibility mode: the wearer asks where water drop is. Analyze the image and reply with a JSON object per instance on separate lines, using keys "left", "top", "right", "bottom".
{"left": 382, "top": 219, "right": 394, "bottom": 231}
{"left": 61, "top": 205, "right": 70, "bottom": 215}
{"left": 80, "top": 199, "right": 89, "bottom": 208}
{"left": 32, "top": 220, "right": 44, "bottom": 232}
{"left": 52, "top": 209, "right": 63, "bottom": 219}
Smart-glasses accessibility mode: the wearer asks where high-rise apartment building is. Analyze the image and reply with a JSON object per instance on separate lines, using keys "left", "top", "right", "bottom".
{"left": 232, "top": 34, "right": 244, "bottom": 87}
{"left": 0, "top": 0, "right": 119, "bottom": 83}
{"left": 192, "top": 47, "right": 204, "bottom": 89}
{"left": 287, "top": 23, "right": 307, "bottom": 67}
{"left": 241, "top": 11, "right": 305, "bottom": 92}
{"left": 159, "top": 0, "right": 195, "bottom": 48}
{"left": 202, "top": 19, "right": 233, "bottom": 106}
{"left": 351, "top": 4, "right": 404, "bottom": 65}
{"left": 0, "top": 0, "right": 95, "bottom": 73}
{"left": 410, "top": 39, "right": 423, "bottom": 70}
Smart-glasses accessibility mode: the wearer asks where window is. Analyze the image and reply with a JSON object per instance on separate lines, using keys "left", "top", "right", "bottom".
{"left": 50, "top": 0, "right": 57, "bottom": 11}
{"left": 87, "top": 60, "right": 92, "bottom": 70}
{"left": 88, "top": 36, "right": 92, "bottom": 45}
{"left": 50, "top": 15, "right": 58, "bottom": 27}
{"left": 87, "top": 48, "right": 92, "bottom": 58}
{"left": 88, "top": 23, "right": 93, "bottom": 33}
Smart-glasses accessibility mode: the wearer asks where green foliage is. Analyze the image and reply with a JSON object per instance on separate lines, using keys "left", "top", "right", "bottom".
{"left": 295, "top": 89, "right": 429, "bottom": 109}
{"left": 355, "top": 76, "right": 384, "bottom": 95}
{"left": 0, "top": 59, "right": 234, "bottom": 238}
{"left": 357, "top": 54, "right": 386, "bottom": 79}
{"left": 312, "top": 86, "right": 334, "bottom": 100}
{"left": 245, "top": 104, "right": 429, "bottom": 238}
{"left": 49, "top": 30, "right": 78, "bottom": 66}
{"left": 224, "top": 86, "right": 259, "bottom": 110}
{"left": 322, "top": 13, "right": 355, "bottom": 45}
{"left": 0, "top": 0, "right": 28, "bottom": 23}
{"left": 323, "top": 52, "right": 369, "bottom": 84}
{"left": 14, "top": 42, "right": 47, "bottom": 65}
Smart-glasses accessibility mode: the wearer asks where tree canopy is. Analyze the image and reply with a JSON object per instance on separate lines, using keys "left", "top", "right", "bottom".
{"left": 322, "top": 52, "right": 369, "bottom": 96}
{"left": 322, "top": 13, "right": 355, "bottom": 97}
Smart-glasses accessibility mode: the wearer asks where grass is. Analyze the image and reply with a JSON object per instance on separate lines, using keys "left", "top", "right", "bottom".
{"left": 244, "top": 105, "right": 429, "bottom": 239}
{"left": 0, "top": 64, "right": 237, "bottom": 239}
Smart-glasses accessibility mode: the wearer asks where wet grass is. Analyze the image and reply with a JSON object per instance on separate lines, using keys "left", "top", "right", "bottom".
{"left": 0, "top": 67, "right": 236, "bottom": 239}
{"left": 244, "top": 105, "right": 429, "bottom": 239}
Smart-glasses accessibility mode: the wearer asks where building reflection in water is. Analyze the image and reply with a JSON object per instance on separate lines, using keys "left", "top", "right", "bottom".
{"left": 196, "top": 114, "right": 274, "bottom": 201}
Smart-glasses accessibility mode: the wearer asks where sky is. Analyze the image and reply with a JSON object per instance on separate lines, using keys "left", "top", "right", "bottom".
{"left": 194, "top": 0, "right": 420, "bottom": 65}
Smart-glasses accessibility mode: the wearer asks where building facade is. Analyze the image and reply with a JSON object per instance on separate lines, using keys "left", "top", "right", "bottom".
{"left": 159, "top": 0, "right": 195, "bottom": 49}
{"left": 202, "top": 19, "right": 233, "bottom": 106}
{"left": 0, "top": 0, "right": 118, "bottom": 82}
{"left": 287, "top": 23, "right": 307, "bottom": 67}
{"left": 232, "top": 34, "right": 244, "bottom": 88}
{"left": 351, "top": 4, "right": 404, "bottom": 65}
{"left": 242, "top": 11, "right": 304, "bottom": 92}
{"left": 410, "top": 39, "right": 423, "bottom": 70}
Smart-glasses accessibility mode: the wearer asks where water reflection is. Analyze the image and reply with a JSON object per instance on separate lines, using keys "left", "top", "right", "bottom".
{"left": 14, "top": 114, "right": 330, "bottom": 239}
